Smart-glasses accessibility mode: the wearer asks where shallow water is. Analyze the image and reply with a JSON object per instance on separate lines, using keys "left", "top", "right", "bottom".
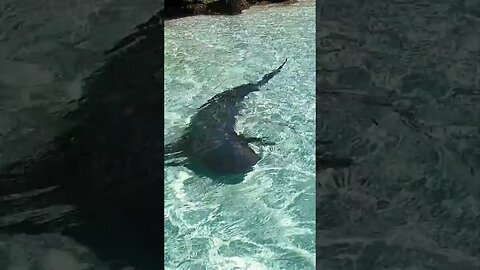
{"left": 318, "top": 1, "right": 480, "bottom": 269}
{"left": 164, "top": 2, "right": 316, "bottom": 269}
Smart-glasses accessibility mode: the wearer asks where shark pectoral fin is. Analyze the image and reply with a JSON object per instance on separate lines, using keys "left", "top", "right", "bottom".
{"left": 164, "top": 157, "right": 189, "bottom": 167}
{"left": 255, "top": 139, "right": 276, "bottom": 146}
{"left": 165, "top": 137, "right": 189, "bottom": 156}
{"left": 164, "top": 143, "right": 187, "bottom": 167}
{"left": 239, "top": 134, "right": 276, "bottom": 146}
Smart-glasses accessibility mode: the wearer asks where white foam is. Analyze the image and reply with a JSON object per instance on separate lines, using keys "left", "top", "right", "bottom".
{"left": 170, "top": 171, "right": 196, "bottom": 208}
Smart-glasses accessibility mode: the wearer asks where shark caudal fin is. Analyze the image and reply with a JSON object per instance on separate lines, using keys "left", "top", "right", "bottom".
{"left": 256, "top": 58, "right": 288, "bottom": 87}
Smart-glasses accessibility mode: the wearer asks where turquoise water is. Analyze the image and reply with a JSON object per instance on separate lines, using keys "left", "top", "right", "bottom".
{"left": 164, "top": 2, "right": 316, "bottom": 269}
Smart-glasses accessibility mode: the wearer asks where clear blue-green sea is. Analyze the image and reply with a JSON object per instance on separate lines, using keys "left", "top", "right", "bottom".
{"left": 164, "top": 1, "right": 316, "bottom": 269}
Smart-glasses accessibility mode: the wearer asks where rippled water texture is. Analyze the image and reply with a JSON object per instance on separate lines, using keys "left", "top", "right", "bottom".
{"left": 164, "top": 2, "right": 316, "bottom": 269}
{"left": 0, "top": 1, "right": 160, "bottom": 269}
{"left": 318, "top": 1, "right": 480, "bottom": 269}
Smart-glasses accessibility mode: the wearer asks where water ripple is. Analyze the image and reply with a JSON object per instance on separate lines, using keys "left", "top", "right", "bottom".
{"left": 164, "top": 2, "right": 315, "bottom": 269}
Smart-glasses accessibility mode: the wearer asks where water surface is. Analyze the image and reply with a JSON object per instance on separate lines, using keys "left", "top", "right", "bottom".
{"left": 164, "top": 2, "right": 316, "bottom": 269}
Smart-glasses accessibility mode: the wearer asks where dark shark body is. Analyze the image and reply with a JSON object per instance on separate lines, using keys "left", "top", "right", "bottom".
{"left": 0, "top": 11, "right": 163, "bottom": 270}
{"left": 166, "top": 59, "right": 287, "bottom": 182}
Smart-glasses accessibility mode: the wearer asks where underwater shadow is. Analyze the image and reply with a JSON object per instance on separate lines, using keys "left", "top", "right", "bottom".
{"left": 0, "top": 10, "right": 164, "bottom": 270}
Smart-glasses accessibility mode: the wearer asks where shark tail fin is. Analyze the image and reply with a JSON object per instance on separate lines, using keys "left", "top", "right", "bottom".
{"left": 256, "top": 58, "right": 288, "bottom": 87}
